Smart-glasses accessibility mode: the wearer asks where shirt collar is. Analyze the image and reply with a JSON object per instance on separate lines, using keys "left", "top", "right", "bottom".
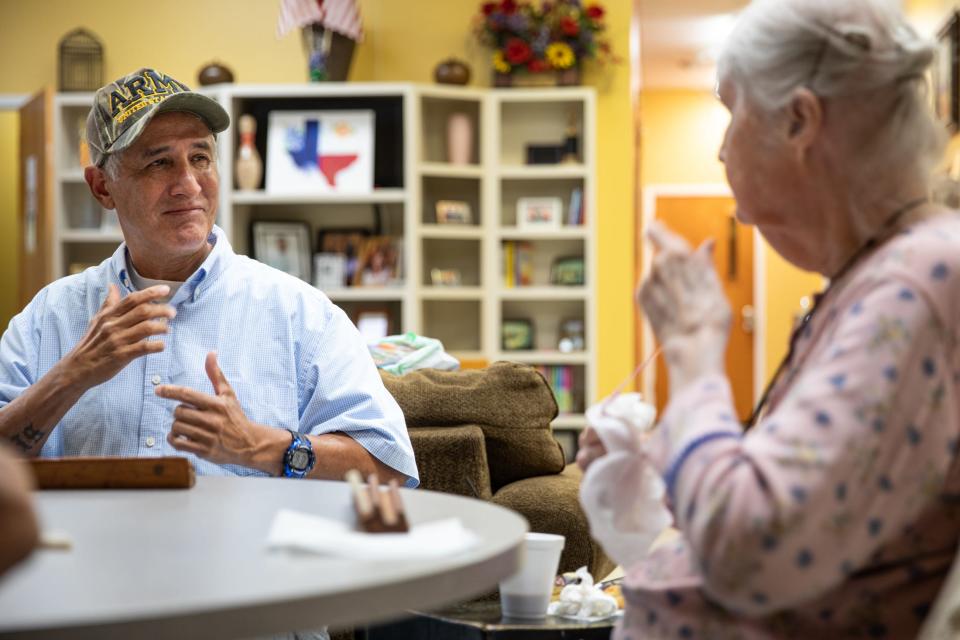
{"left": 109, "top": 225, "right": 233, "bottom": 302}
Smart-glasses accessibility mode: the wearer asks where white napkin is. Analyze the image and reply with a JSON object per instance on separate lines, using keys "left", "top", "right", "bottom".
{"left": 578, "top": 393, "right": 673, "bottom": 569}
{"left": 548, "top": 566, "right": 620, "bottom": 621}
{"left": 265, "top": 509, "right": 480, "bottom": 560}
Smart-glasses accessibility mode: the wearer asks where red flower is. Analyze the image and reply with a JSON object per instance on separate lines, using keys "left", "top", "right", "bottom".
{"left": 560, "top": 16, "right": 579, "bottom": 36}
{"left": 586, "top": 4, "right": 605, "bottom": 20}
{"left": 482, "top": 2, "right": 497, "bottom": 15}
{"left": 505, "top": 37, "right": 533, "bottom": 64}
{"left": 527, "top": 59, "right": 550, "bottom": 73}
{"left": 501, "top": 0, "right": 518, "bottom": 14}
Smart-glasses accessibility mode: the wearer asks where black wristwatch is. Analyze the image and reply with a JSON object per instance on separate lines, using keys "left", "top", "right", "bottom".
{"left": 282, "top": 429, "right": 316, "bottom": 479}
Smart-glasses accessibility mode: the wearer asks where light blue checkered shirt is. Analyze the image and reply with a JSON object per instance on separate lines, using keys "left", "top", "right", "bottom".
{"left": 0, "top": 226, "right": 419, "bottom": 487}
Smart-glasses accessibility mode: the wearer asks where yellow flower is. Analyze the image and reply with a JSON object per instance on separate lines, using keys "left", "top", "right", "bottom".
{"left": 493, "top": 50, "right": 511, "bottom": 74}
{"left": 546, "top": 42, "right": 576, "bottom": 69}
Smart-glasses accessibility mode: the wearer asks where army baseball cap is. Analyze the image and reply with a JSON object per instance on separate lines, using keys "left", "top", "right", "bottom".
{"left": 85, "top": 67, "right": 230, "bottom": 167}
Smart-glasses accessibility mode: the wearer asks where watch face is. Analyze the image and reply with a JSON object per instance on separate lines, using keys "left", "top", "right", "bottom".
{"left": 291, "top": 449, "right": 309, "bottom": 470}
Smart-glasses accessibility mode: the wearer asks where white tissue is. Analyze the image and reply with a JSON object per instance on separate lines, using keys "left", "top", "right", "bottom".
{"left": 547, "top": 566, "right": 619, "bottom": 620}
{"left": 265, "top": 509, "right": 479, "bottom": 560}
{"left": 578, "top": 393, "right": 673, "bottom": 569}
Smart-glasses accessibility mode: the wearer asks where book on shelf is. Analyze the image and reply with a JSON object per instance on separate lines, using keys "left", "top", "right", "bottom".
{"left": 567, "top": 187, "right": 583, "bottom": 226}
{"left": 502, "top": 241, "right": 533, "bottom": 288}
{"left": 535, "top": 365, "right": 576, "bottom": 414}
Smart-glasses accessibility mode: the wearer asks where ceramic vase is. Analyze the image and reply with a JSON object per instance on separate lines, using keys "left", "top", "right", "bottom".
{"left": 446, "top": 112, "right": 473, "bottom": 165}
{"left": 235, "top": 114, "right": 263, "bottom": 191}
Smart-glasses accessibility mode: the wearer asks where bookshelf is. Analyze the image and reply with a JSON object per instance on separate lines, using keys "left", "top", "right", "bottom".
{"left": 42, "top": 83, "right": 596, "bottom": 452}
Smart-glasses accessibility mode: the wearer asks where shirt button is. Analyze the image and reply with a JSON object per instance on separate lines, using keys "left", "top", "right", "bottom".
{"left": 145, "top": 436, "right": 156, "bottom": 448}
{"left": 151, "top": 375, "right": 161, "bottom": 385}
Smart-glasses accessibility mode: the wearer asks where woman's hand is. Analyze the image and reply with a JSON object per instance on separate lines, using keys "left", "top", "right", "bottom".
{"left": 576, "top": 426, "right": 607, "bottom": 472}
{"left": 639, "top": 222, "right": 731, "bottom": 391}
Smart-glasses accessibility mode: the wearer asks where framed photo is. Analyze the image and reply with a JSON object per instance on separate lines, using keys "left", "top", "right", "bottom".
{"left": 502, "top": 318, "right": 534, "bottom": 351}
{"left": 318, "top": 228, "right": 371, "bottom": 286}
{"left": 550, "top": 256, "right": 585, "bottom": 286}
{"left": 430, "top": 268, "right": 461, "bottom": 286}
{"left": 265, "top": 110, "right": 375, "bottom": 194}
{"left": 435, "top": 200, "right": 472, "bottom": 225}
{"left": 353, "top": 236, "right": 402, "bottom": 287}
{"left": 251, "top": 221, "right": 312, "bottom": 282}
{"left": 356, "top": 309, "right": 391, "bottom": 342}
{"left": 936, "top": 12, "right": 960, "bottom": 131}
{"left": 313, "top": 253, "right": 347, "bottom": 290}
{"left": 517, "top": 197, "right": 563, "bottom": 229}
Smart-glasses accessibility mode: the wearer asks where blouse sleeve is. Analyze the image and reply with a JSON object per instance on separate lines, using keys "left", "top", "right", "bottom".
{"left": 646, "top": 274, "right": 957, "bottom": 616}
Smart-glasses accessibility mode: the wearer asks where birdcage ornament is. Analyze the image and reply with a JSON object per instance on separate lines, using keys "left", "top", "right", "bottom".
{"left": 58, "top": 28, "right": 103, "bottom": 92}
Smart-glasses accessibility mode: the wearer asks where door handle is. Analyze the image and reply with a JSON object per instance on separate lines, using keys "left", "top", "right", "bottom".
{"left": 741, "top": 304, "right": 755, "bottom": 334}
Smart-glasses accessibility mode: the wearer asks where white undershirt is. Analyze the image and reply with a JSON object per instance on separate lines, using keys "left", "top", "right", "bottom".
{"left": 127, "top": 260, "right": 185, "bottom": 302}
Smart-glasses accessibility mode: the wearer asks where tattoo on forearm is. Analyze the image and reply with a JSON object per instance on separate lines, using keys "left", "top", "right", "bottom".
{"left": 9, "top": 424, "right": 45, "bottom": 453}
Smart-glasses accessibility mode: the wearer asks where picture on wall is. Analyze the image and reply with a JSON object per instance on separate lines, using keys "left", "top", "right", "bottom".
{"left": 266, "top": 110, "right": 375, "bottom": 194}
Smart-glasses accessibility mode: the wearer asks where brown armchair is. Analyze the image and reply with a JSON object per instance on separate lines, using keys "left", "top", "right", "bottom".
{"left": 380, "top": 361, "right": 614, "bottom": 579}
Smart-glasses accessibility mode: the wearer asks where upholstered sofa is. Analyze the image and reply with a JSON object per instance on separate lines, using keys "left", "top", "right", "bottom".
{"left": 380, "top": 361, "right": 614, "bottom": 579}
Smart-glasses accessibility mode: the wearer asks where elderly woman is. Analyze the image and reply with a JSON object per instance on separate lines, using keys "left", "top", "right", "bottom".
{"left": 578, "top": 0, "right": 960, "bottom": 637}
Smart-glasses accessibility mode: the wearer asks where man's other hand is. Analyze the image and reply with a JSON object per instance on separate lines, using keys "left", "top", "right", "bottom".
{"left": 63, "top": 284, "right": 175, "bottom": 390}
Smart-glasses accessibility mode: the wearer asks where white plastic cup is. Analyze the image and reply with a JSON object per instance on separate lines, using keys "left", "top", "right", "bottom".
{"left": 499, "top": 532, "right": 565, "bottom": 619}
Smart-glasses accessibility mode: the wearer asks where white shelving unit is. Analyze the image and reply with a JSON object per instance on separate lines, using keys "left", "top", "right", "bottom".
{"left": 47, "top": 83, "right": 596, "bottom": 443}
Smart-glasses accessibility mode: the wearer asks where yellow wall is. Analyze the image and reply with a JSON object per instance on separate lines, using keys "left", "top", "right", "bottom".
{"left": 0, "top": 113, "right": 18, "bottom": 328}
{"left": 0, "top": 0, "right": 634, "bottom": 396}
{"left": 640, "top": 89, "right": 823, "bottom": 384}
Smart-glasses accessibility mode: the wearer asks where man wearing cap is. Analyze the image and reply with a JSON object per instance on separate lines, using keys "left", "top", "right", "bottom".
{"left": 0, "top": 69, "right": 419, "bottom": 488}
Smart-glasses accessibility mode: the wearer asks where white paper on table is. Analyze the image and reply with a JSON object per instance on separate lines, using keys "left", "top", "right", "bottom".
{"left": 265, "top": 509, "right": 479, "bottom": 560}
{"left": 579, "top": 393, "right": 674, "bottom": 569}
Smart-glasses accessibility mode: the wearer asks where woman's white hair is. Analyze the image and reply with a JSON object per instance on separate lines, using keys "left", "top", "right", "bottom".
{"left": 719, "top": 0, "right": 945, "bottom": 190}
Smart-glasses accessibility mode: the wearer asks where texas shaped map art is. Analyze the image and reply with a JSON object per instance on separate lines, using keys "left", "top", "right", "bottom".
{"left": 286, "top": 119, "right": 358, "bottom": 187}
{"left": 266, "top": 110, "right": 374, "bottom": 194}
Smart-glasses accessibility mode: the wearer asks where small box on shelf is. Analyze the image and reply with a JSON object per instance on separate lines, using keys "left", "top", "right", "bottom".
{"left": 502, "top": 318, "right": 534, "bottom": 351}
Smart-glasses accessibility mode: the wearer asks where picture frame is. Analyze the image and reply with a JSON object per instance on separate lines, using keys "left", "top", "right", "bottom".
{"left": 435, "top": 200, "right": 472, "bottom": 225}
{"left": 251, "top": 221, "right": 312, "bottom": 282}
{"left": 517, "top": 197, "right": 563, "bottom": 229}
{"left": 353, "top": 236, "right": 402, "bottom": 287}
{"left": 313, "top": 253, "right": 347, "bottom": 290}
{"left": 550, "top": 255, "right": 585, "bottom": 286}
{"left": 317, "top": 228, "right": 371, "bottom": 286}
{"left": 430, "top": 268, "right": 462, "bottom": 286}
{"left": 265, "top": 110, "right": 375, "bottom": 195}
{"left": 936, "top": 11, "right": 960, "bottom": 132}
{"left": 502, "top": 318, "right": 534, "bottom": 351}
{"left": 356, "top": 308, "right": 392, "bottom": 342}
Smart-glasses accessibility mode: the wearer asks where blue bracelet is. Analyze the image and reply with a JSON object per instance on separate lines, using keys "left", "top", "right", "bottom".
{"left": 664, "top": 431, "right": 741, "bottom": 504}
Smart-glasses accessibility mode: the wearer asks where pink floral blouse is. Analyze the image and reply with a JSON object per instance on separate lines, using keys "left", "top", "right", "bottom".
{"left": 620, "top": 214, "right": 960, "bottom": 639}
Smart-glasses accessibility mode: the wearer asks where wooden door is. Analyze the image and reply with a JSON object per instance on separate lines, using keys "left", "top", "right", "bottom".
{"left": 652, "top": 196, "right": 755, "bottom": 422}
{"left": 18, "top": 89, "right": 54, "bottom": 308}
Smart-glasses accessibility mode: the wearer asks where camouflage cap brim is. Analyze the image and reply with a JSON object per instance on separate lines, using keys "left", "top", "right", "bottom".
{"left": 105, "top": 93, "right": 230, "bottom": 160}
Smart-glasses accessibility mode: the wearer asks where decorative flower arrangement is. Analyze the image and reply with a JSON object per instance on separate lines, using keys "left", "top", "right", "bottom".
{"left": 474, "top": 0, "right": 615, "bottom": 80}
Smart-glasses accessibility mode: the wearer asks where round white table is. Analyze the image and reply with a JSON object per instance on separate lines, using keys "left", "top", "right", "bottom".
{"left": 0, "top": 477, "right": 527, "bottom": 639}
